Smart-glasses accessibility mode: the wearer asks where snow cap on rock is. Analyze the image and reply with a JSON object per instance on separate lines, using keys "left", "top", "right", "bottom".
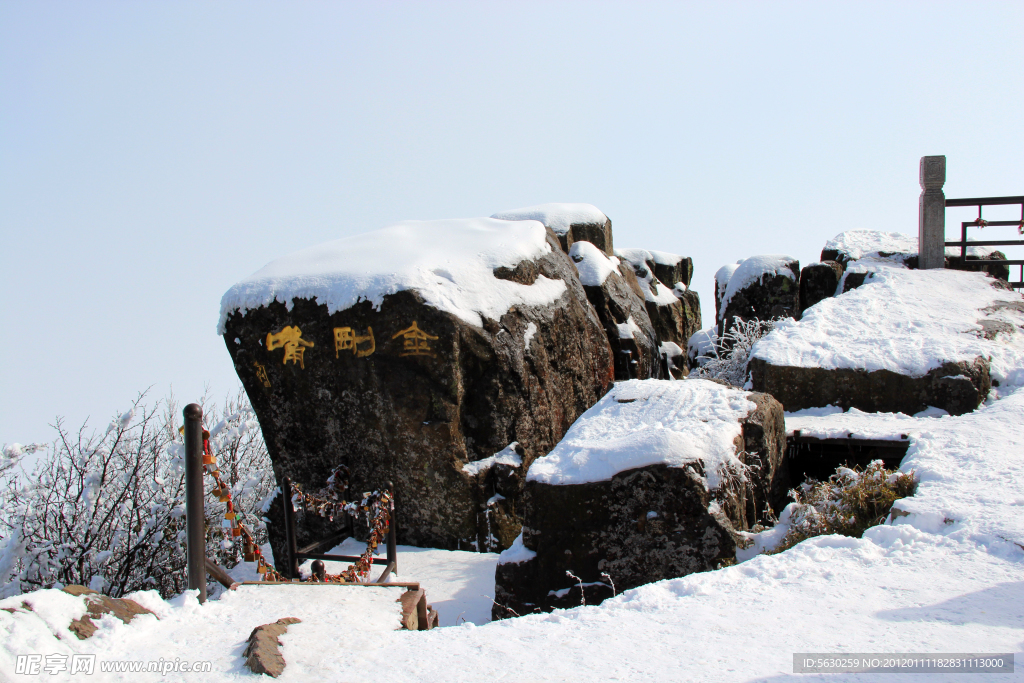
{"left": 218, "top": 217, "right": 567, "bottom": 333}
{"left": 721, "top": 255, "right": 798, "bottom": 312}
{"left": 526, "top": 378, "right": 757, "bottom": 489}
{"left": 569, "top": 240, "right": 620, "bottom": 287}
{"left": 491, "top": 203, "right": 608, "bottom": 237}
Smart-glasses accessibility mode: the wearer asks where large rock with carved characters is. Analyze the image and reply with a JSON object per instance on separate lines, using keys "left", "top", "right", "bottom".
{"left": 220, "top": 218, "right": 614, "bottom": 559}
{"left": 492, "top": 379, "right": 788, "bottom": 619}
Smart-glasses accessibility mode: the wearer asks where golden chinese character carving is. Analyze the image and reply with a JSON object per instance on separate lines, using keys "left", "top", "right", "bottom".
{"left": 334, "top": 326, "right": 375, "bottom": 358}
{"left": 391, "top": 321, "right": 438, "bottom": 357}
{"left": 253, "top": 361, "right": 271, "bottom": 388}
{"left": 266, "top": 326, "right": 314, "bottom": 368}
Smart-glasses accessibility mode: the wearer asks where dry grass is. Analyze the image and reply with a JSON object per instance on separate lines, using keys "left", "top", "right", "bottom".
{"left": 770, "top": 460, "right": 917, "bottom": 554}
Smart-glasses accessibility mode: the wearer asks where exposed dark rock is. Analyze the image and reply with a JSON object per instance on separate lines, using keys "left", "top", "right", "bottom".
{"left": 224, "top": 228, "right": 614, "bottom": 561}
{"left": 243, "top": 617, "right": 301, "bottom": 678}
{"left": 841, "top": 270, "right": 870, "bottom": 293}
{"left": 615, "top": 249, "right": 701, "bottom": 377}
{"left": 948, "top": 250, "right": 1011, "bottom": 283}
{"left": 493, "top": 389, "right": 787, "bottom": 618}
{"left": 653, "top": 256, "right": 694, "bottom": 290}
{"left": 568, "top": 217, "right": 615, "bottom": 256}
{"left": 748, "top": 356, "right": 991, "bottom": 416}
{"left": 718, "top": 258, "right": 800, "bottom": 342}
{"left": 63, "top": 585, "right": 155, "bottom": 640}
{"left": 798, "top": 261, "right": 844, "bottom": 316}
{"left": 568, "top": 242, "right": 660, "bottom": 381}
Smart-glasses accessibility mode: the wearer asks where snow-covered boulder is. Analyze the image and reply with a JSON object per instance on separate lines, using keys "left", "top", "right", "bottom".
{"left": 492, "top": 203, "right": 614, "bottom": 256}
{"left": 570, "top": 241, "right": 661, "bottom": 380}
{"left": 749, "top": 266, "right": 1024, "bottom": 415}
{"left": 716, "top": 255, "right": 801, "bottom": 343}
{"left": 798, "top": 261, "right": 844, "bottom": 316}
{"left": 822, "top": 229, "right": 1010, "bottom": 283}
{"left": 220, "top": 218, "right": 614, "bottom": 554}
{"left": 821, "top": 230, "right": 919, "bottom": 268}
{"left": 493, "top": 379, "right": 787, "bottom": 618}
{"left": 616, "top": 248, "right": 702, "bottom": 377}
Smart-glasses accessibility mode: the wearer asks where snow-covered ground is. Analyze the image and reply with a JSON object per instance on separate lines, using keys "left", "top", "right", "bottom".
{"left": 4, "top": 383, "right": 1023, "bottom": 681}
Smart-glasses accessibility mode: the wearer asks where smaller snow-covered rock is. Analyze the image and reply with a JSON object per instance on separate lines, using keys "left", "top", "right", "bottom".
{"left": 798, "top": 261, "right": 844, "bottom": 316}
{"left": 718, "top": 256, "right": 800, "bottom": 343}
{"left": 714, "top": 262, "right": 741, "bottom": 326}
{"left": 821, "top": 230, "right": 919, "bottom": 268}
{"left": 493, "top": 379, "right": 788, "bottom": 618}
{"left": 822, "top": 230, "right": 1010, "bottom": 284}
{"left": 687, "top": 325, "right": 718, "bottom": 370}
{"left": 493, "top": 203, "right": 613, "bottom": 255}
{"left": 615, "top": 248, "right": 693, "bottom": 289}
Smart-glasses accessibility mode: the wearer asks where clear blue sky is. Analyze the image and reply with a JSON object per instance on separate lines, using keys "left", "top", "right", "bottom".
{"left": 2, "top": 1, "right": 1022, "bottom": 445}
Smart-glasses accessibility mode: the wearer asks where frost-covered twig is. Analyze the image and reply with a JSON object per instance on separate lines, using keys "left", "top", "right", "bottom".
{"left": 566, "top": 570, "right": 586, "bottom": 606}
{"left": 484, "top": 594, "right": 519, "bottom": 618}
{"left": 600, "top": 571, "right": 616, "bottom": 597}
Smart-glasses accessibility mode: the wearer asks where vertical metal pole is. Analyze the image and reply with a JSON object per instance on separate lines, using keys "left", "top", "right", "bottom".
{"left": 918, "top": 155, "right": 946, "bottom": 269}
{"left": 961, "top": 221, "right": 968, "bottom": 266}
{"left": 183, "top": 404, "right": 207, "bottom": 604}
{"left": 282, "top": 476, "right": 299, "bottom": 579}
{"left": 386, "top": 481, "right": 397, "bottom": 574}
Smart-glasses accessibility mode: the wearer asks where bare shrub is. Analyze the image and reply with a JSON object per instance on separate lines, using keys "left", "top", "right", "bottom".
{"left": 770, "top": 460, "right": 917, "bottom": 554}
{"left": 691, "top": 317, "right": 778, "bottom": 386}
{"left": 0, "top": 389, "right": 273, "bottom": 599}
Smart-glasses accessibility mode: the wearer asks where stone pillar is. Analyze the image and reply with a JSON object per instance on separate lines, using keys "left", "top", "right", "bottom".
{"left": 918, "top": 155, "right": 946, "bottom": 270}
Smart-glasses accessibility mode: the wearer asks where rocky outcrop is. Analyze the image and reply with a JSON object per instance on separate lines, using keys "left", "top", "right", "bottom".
{"left": 493, "top": 380, "right": 788, "bottom": 618}
{"left": 62, "top": 585, "right": 155, "bottom": 640}
{"left": 222, "top": 219, "right": 614, "bottom": 559}
{"left": 798, "top": 261, "right": 843, "bottom": 316}
{"left": 243, "top": 617, "right": 300, "bottom": 678}
{"left": 570, "top": 241, "right": 660, "bottom": 381}
{"left": 748, "top": 356, "right": 990, "bottom": 416}
{"left": 718, "top": 256, "right": 800, "bottom": 342}
{"left": 615, "top": 249, "right": 702, "bottom": 378}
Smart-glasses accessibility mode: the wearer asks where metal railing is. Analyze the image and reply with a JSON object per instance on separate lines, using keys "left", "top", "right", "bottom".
{"left": 944, "top": 195, "right": 1024, "bottom": 289}
{"left": 281, "top": 476, "right": 397, "bottom": 583}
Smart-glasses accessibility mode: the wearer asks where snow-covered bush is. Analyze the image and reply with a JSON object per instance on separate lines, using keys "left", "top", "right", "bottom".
{"left": 770, "top": 460, "right": 916, "bottom": 554}
{"left": 690, "top": 317, "right": 778, "bottom": 386}
{"left": 0, "top": 390, "right": 273, "bottom": 599}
